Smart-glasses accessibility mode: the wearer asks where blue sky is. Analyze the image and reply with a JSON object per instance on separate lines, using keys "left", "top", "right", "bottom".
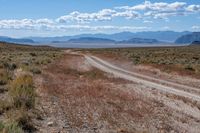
{"left": 0, "top": 0, "right": 199, "bottom": 37}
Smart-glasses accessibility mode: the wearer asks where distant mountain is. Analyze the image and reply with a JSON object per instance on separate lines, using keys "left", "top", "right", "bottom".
{"left": 175, "top": 32, "right": 200, "bottom": 44}
{"left": 67, "top": 37, "right": 116, "bottom": 44}
{"left": 0, "top": 36, "right": 34, "bottom": 44}
{"left": 108, "top": 31, "right": 190, "bottom": 42}
{"left": 190, "top": 41, "right": 200, "bottom": 46}
{"left": 118, "top": 38, "right": 160, "bottom": 44}
{"left": 26, "top": 31, "right": 191, "bottom": 43}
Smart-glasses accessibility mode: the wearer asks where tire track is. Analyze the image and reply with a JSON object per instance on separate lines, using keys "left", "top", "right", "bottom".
{"left": 85, "top": 55, "right": 200, "bottom": 102}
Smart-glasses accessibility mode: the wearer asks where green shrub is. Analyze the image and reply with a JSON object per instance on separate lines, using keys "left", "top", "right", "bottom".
{"left": 1, "top": 122, "right": 23, "bottom": 133}
{"left": 9, "top": 75, "right": 36, "bottom": 109}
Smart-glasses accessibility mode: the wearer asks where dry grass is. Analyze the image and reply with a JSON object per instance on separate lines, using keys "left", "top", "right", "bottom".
{"left": 0, "top": 42, "right": 63, "bottom": 132}
{"left": 9, "top": 75, "right": 36, "bottom": 109}
{"left": 0, "top": 69, "right": 10, "bottom": 86}
{"left": 0, "top": 121, "right": 24, "bottom": 133}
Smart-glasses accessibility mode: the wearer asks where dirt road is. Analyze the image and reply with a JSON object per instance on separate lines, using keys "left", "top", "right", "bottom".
{"left": 36, "top": 52, "right": 200, "bottom": 132}
{"left": 85, "top": 55, "right": 200, "bottom": 102}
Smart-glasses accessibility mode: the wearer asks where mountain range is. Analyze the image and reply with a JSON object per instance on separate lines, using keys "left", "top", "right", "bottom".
{"left": 25, "top": 31, "right": 191, "bottom": 43}
{"left": 1, "top": 31, "right": 199, "bottom": 46}
{"left": 175, "top": 32, "right": 200, "bottom": 44}
{"left": 190, "top": 41, "right": 200, "bottom": 46}
{"left": 0, "top": 36, "right": 34, "bottom": 44}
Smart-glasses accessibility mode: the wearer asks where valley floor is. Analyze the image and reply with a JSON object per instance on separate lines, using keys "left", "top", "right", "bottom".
{"left": 34, "top": 51, "right": 200, "bottom": 133}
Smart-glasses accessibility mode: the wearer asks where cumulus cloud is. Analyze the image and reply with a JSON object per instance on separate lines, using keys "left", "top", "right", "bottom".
{"left": 0, "top": 1, "right": 200, "bottom": 32}
{"left": 57, "top": 9, "right": 116, "bottom": 23}
{"left": 116, "top": 1, "right": 186, "bottom": 11}
{"left": 116, "top": 1, "right": 199, "bottom": 20}
{"left": 0, "top": 19, "right": 54, "bottom": 30}
{"left": 113, "top": 10, "right": 140, "bottom": 19}
{"left": 0, "top": 18, "right": 150, "bottom": 32}
{"left": 56, "top": 1, "right": 200, "bottom": 23}
{"left": 186, "top": 5, "right": 200, "bottom": 12}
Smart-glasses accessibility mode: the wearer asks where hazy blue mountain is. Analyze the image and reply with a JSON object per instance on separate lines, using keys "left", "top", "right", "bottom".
{"left": 67, "top": 37, "right": 116, "bottom": 43}
{"left": 0, "top": 36, "right": 34, "bottom": 44}
{"left": 175, "top": 32, "right": 200, "bottom": 44}
{"left": 118, "top": 38, "right": 160, "bottom": 44}
{"left": 27, "top": 31, "right": 191, "bottom": 43}
{"left": 190, "top": 41, "right": 200, "bottom": 46}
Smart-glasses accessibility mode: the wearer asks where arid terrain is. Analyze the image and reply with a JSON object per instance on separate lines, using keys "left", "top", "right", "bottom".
{"left": 35, "top": 47, "right": 200, "bottom": 133}
{"left": 0, "top": 43, "right": 200, "bottom": 133}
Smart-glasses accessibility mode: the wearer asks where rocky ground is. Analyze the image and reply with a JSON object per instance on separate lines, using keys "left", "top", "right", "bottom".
{"left": 33, "top": 52, "right": 200, "bottom": 133}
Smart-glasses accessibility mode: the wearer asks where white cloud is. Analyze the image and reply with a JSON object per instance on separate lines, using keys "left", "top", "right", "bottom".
{"left": 186, "top": 5, "right": 200, "bottom": 12}
{"left": 57, "top": 9, "right": 116, "bottom": 23}
{"left": 0, "top": 19, "right": 54, "bottom": 30}
{"left": 0, "top": 1, "right": 200, "bottom": 33}
{"left": 0, "top": 18, "right": 150, "bottom": 32}
{"left": 143, "top": 20, "right": 153, "bottom": 23}
{"left": 56, "top": 1, "right": 200, "bottom": 23}
{"left": 163, "top": 26, "right": 170, "bottom": 30}
{"left": 116, "top": 1, "right": 199, "bottom": 20}
{"left": 116, "top": 1, "right": 186, "bottom": 11}
{"left": 192, "top": 25, "right": 200, "bottom": 30}
{"left": 113, "top": 10, "right": 140, "bottom": 19}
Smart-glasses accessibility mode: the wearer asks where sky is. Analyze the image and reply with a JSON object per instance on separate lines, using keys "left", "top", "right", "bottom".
{"left": 0, "top": 0, "right": 200, "bottom": 37}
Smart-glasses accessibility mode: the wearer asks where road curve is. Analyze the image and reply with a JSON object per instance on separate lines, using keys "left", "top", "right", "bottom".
{"left": 85, "top": 55, "right": 200, "bottom": 102}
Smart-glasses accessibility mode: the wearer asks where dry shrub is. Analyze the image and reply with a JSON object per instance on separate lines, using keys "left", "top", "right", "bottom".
{"left": 0, "top": 121, "right": 23, "bottom": 133}
{"left": 0, "top": 69, "right": 10, "bottom": 85}
{"left": 5, "top": 108, "right": 35, "bottom": 132}
{"left": 0, "top": 100, "right": 12, "bottom": 114}
{"left": 9, "top": 75, "right": 36, "bottom": 109}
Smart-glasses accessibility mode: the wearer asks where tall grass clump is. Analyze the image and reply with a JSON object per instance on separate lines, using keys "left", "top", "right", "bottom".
{"left": 9, "top": 75, "right": 36, "bottom": 109}
{"left": 0, "top": 121, "right": 23, "bottom": 133}
{"left": 0, "top": 69, "right": 10, "bottom": 85}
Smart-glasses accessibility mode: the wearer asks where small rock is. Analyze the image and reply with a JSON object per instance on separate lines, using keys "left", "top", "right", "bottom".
{"left": 47, "top": 121, "right": 54, "bottom": 127}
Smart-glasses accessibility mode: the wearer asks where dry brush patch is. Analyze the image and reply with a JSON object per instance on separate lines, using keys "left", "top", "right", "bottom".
{"left": 0, "top": 42, "right": 64, "bottom": 132}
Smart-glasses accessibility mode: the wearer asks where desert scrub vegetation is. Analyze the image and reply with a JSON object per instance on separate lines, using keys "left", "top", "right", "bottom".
{"left": 0, "top": 121, "right": 23, "bottom": 133}
{"left": 0, "top": 42, "right": 63, "bottom": 132}
{"left": 9, "top": 75, "right": 35, "bottom": 109}
{"left": 86, "top": 46, "right": 200, "bottom": 77}
{"left": 0, "top": 74, "right": 36, "bottom": 132}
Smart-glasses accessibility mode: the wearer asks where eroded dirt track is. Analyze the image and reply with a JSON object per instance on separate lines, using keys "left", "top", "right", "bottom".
{"left": 85, "top": 55, "right": 200, "bottom": 102}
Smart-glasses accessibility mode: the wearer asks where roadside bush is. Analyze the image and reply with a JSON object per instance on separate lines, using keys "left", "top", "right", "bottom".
{"left": 29, "top": 53, "right": 37, "bottom": 57}
{"left": 0, "top": 121, "right": 23, "bottom": 133}
{"left": 3, "top": 63, "right": 17, "bottom": 71}
{"left": 0, "top": 69, "right": 10, "bottom": 85}
{"left": 30, "top": 68, "right": 41, "bottom": 75}
{"left": 6, "top": 108, "right": 34, "bottom": 132}
{"left": 9, "top": 75, "right": 36, "bottom": 109}
{"left": 0, "top": 100, "right": 11, "bottom": 114}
